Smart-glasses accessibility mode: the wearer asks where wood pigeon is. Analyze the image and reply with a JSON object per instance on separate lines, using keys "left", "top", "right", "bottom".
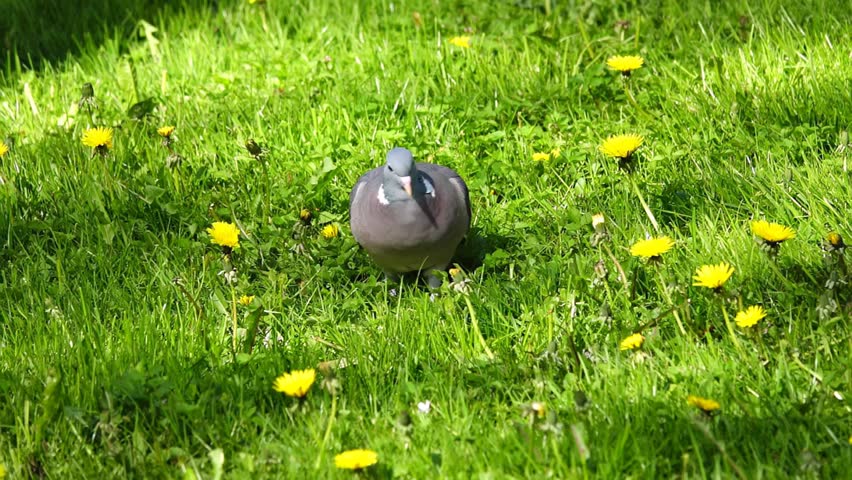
{"left": 349, "top": 147, "right": 471, "bottom": 287}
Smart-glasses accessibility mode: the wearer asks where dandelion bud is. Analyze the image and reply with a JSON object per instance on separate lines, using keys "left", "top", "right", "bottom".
{"left": 79, "top": 82, "right": 97, "bottom": 109}
{"left": 81, "top": 82, "right": 95, "bottom": 100}
{"left": 245, "top": 138, "right": 263, "bottom": 158}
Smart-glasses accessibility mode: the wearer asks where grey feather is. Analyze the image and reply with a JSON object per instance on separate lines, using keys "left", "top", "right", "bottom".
{"left": 349, "top": 148, "right": 471, "bottom": 284}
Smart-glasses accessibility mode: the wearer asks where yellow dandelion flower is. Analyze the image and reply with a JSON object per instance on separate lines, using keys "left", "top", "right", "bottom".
{"left": 449, "top": 36, "right": 471, "bottom": 48}
{"left": 826, "top": 231, "right": 845, "bottom": 252}
{"left": 687, "top": 395, "right": 721, "bottom": 413}
{"left": 532, "top": 152, "right": 550, "bottom": 162}
{"left": 630, "top": 236, "right": 675, "bottom": 259}
{"left": 606, "top": 55, "right": 644, "bottom": 74}
{"left": 693, "top": 262, "right": 734, "bottom": 289}
{"left": 599, "top": 134, "right": 643, "bottom": 159}
{"left": 334, "top": 449, "right": 378, "bottom": 470}
{"left": 449, "top": 267, "right": 462, "bottom": 278}
{"left": 273, "top": 369, "right": 316, "bottom": 398}
{"left": 619, "top": 333, "right": 644, "bottom": 351}
{"left": 207, "top": 222, "right": 240, "bottom": 249}
{"left": 157, "top": 125, "right": 176, "bottom": 138}
{"left": 530, "top": 401, "right": 547, "bottom": 418}
{"left": 321, "top": 224, "right": 339, "bottom": 239}
{"left": 238, "top": 295, "right": 255, "bottom": 306}
{"left": 827, "top": 232, "right": 844, "bottom": 248}
{"left": 735, "top": 305, "right": 766, "bottom": 328}
{"left": 592, "top": 213, "right": 605, "bottom": 229}
{"left": 750, "top": 220, "right": 795, "bottom": 244}
{"left": 82, "top": 127, "right": 113, "bottom": 150}
{"left": 299, "top": 208, "right": 312, "bottom": 222}
{"left": 0, "top": 142, "right": 8, "bottom": 157}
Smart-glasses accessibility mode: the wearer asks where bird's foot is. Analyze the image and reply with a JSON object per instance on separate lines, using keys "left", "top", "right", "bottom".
{"left": 425, "top": 271, "right": 444, "bottom": 290}
{"left": 384, "top": 271, "right": 401, "bottom": 284}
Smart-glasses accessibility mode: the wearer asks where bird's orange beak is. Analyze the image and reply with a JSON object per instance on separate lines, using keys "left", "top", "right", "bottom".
{"left": 399, "top": 176, "right": 413, "bottom": 197}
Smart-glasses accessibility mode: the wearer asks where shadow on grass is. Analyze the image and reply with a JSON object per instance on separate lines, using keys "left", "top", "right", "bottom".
{"left": 343, "top": 226, "right": 512, "bottom": 289}
{"left": 36, "top": 357, "right": 849, "bottom": 478}
{"left": 1, "top": 0, "right": 215, "bottom": 71}
{"left": 576, "top": 396, "right": 850, "bottom": 478}
{"left": 455, "top": 226, "right": 512, "bottom": 272}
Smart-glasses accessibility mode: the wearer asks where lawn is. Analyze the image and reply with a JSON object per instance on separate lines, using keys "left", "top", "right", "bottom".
{"left": 1, "top": 0, "right": 851, "bottom": 478}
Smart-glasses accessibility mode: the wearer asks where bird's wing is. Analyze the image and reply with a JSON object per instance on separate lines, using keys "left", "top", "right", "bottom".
{"left": 417, "top": 163, "right": 471, "bottom": 225}
{"left": 349, "top": 166, "right": 382, "bottom": 210}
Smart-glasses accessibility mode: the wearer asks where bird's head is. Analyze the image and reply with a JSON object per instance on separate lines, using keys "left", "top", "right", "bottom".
{"left": 382, "top": 147, "right": 419, "bottom": 201}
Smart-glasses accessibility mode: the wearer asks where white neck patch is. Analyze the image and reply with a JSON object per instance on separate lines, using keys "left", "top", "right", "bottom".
{"left": 422, "top": 177, "right": 436, "bottom": 197}
{"left": 377, "top": 185, "right": 390, "bottom": 205}
{"left": 376, "top": 177, "right": 435, "bottom": 205}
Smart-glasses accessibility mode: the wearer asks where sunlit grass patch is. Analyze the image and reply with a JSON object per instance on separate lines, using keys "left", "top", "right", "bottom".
{"left": 0, "top": 0, "right": 851, "bottom": 478}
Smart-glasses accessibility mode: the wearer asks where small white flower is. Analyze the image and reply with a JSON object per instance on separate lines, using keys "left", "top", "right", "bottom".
{"left": 57, "top": 101, "right": 79, "bottom": 129}
{"left": 219, "top": 268, "right": 238, "bottom": 285}
{"left": 452, "top": 278, "right": 471, "bottom": 294}
{"left": 57, "top": 113, "right": 75, "bottom": 129}
{"left": 417, "top": 400, "right": 431, "bottom": 414}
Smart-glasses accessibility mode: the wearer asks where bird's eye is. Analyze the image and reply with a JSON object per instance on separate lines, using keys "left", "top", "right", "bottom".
{"left": 388, "top": 166, "right": 394, "bottom": 172}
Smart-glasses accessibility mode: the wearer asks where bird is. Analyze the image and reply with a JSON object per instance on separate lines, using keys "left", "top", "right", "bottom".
{"left": 349, "top": 147, "right": 471, "bottom": 288}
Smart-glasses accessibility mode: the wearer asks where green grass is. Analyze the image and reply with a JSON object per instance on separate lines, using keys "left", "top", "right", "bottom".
{"left": 1, "top": 0, "right": 851, "bottom": 477}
